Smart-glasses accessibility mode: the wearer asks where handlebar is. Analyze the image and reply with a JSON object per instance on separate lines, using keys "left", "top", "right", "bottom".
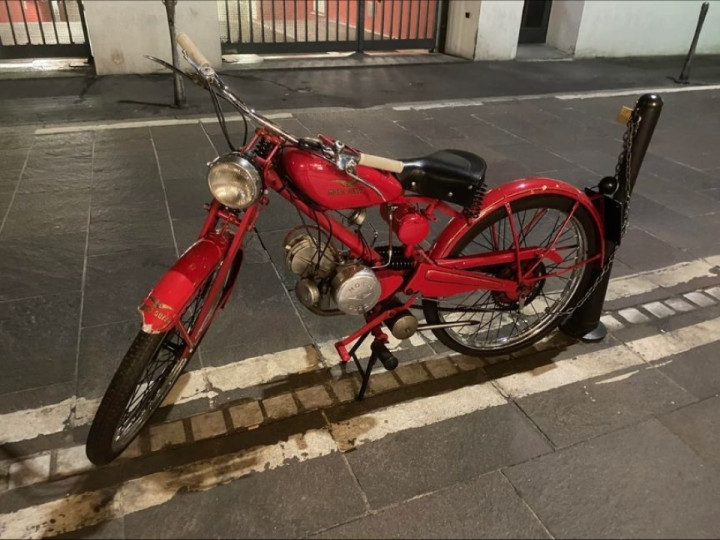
{"left": 174, "top": 32, "right": 405, "bottom": 176}
{"left": 358, "top": 153, "right": 404, "bottom": 174}
{"left": 177, "top": 32, "right": 211, "bottom": 70}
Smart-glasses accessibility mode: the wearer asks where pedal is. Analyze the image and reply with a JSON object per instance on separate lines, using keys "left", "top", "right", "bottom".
{"left": 371, "top": 340, "right": 399, "bottom": 371}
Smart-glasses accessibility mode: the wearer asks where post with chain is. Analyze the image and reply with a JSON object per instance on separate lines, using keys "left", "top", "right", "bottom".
{"left": 560, "top": 94, "right": 664, "bottom": 341}
{"left": 162, "top": 0, "right": 186, "bottom": 108}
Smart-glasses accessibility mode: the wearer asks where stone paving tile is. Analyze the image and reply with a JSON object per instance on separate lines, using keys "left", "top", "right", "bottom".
{"left": 505, "top": 420, "right": 720, "bottom": 538}
{"left": 664, "top": 297, "right": 696, "bottom": 313}
{"left": 659, "top": 396, "right": 720, "bottom": 472}
{"left": 613, "top": 226, "right": 689, "bottom": 273}
{"left": 423, "top": 356, "right": 460, "bottom": 379}
{"left": 515, "top": 366, "right": 696, "bottom": 448}
{"left": 262, "top": 393, "right": 298, "bottom": 420}
{"left": 641, "top": 301, "right": 675, "bottom": 319}
{"left": 123, "top": 453, "right": 366, "bottom": 539}
{"left": 0, "top": 189, "right": 90, "bottom": 240}
{"left": 617, "top": 307, "right": 650, "bottom": 325}
{"left": 82, "top": 247, "right": 178, "bottom": 327}
{"left": 0, "top": 231, "right": 86, "bottom": 301}
{"left": 344, "top": 401, "right": 552, "bottom": 508}
{"left": 228, "top": 401, "right": 264, "bottom": 429}
{"left": 190, "top": 411, "right": 227, "bottom": 441}
{"left": 295, "top": 385, "right": 333, "bottom": 411}
{"left": 655, "top": 341, "right": 720, "bottom": 400}
{"left": 683, "top": 291, "right": 716, "bottom": 308}
{"left": 0, "top": 292, "right": 81, "bottom": 396}
{"left": 313, "top": 471, "right": 550, "bottom": 539}
{"left": 149, "top": 421, "right": 186, "bottom": 452}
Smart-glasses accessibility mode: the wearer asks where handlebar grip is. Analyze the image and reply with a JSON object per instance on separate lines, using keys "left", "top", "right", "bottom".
{"left": 177, "top": 32, "right": 211, "bottom": 69}
{"left": 358, "top": 153, "right": 404, "bottom": 174}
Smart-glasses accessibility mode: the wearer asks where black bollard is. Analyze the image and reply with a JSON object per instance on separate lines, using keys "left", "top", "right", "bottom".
{"left": 674, "top": 2, "right": 710, "bottom": 84}
{"left": 560, "top": 94, "right": 664, "bottom": 341}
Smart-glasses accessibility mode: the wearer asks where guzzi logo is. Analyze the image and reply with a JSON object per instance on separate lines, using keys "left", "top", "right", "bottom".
{"left": 328, "top": 177, "right": 364, "bottom": 196}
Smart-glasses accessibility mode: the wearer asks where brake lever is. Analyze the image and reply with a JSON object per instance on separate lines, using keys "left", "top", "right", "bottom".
{"left": 144, "top": 55, "right": 206, "bottom": 88}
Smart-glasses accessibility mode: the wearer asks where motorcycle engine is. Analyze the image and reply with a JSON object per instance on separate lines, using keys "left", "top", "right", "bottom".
{"left": 283, "top": 228, "right": 381, "bottom": 315}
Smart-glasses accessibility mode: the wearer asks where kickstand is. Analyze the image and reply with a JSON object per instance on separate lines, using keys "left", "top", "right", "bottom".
{"left": 348, "top": 330, "right": 399, "bottom": 401}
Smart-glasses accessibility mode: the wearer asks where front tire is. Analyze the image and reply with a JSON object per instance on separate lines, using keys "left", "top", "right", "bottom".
{"left": 86, "top": 271, "right": 219, "bottom": 465}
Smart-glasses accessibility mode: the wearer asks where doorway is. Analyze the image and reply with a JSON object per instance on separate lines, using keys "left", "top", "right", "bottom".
{"left": 518, "top": 0, "right": 552, "bottom": 44}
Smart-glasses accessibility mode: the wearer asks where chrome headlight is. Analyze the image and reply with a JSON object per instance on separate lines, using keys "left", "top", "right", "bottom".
{"left": 207, "top": 154, "right": 262, "bottom": 210}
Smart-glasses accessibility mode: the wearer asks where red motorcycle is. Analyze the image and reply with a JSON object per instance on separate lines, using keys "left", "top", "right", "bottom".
{"left": 86, "top": 34, "right": 605, "bottom": 465}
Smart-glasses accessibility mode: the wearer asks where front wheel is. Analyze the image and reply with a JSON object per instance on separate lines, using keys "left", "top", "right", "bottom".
{"left": 86, "top": 270, "right": 220, "bottom": 465}
{"left": 423, "top": 195, "right": 601, "bottom": 357}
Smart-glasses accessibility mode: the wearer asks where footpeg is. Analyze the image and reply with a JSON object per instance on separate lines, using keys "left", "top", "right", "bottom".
{"left": 346, "top": 332, "right": 399, "bottom": 401}
{"left": 371, "top": 340, "right": 398, "bottom": 371}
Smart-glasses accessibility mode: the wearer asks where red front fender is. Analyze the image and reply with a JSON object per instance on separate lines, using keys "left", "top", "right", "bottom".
{"left": 431, "top": 177, "right": 605, "bottom": 260}
{"left": 138, "top": 232, "right": 229, "bottom": 333}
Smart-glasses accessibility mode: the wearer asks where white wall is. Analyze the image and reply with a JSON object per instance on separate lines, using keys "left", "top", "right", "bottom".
{"left": 573, "top": 0, "right": 720, "bottom": 57}
{"left": 546, "top": 0, "right": 585, "bottom": 54}
{"left": 444, "top": 1, "right": 482, "bottom": 59}
{"left": 474, "top": 0, "right": 524, "bottom": 60}
{"left": 84, "top": 1, "right": 221, "bottom": 75}
{"left": 444, "top": 0, "right": 524, "bottom": 60}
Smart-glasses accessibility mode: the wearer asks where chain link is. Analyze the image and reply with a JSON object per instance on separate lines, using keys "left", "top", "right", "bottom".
{"left": 553, "top": 110, "right": 640, "bottom": 319}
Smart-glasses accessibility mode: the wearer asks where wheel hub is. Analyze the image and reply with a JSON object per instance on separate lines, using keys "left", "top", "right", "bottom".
{"left": 492, "top": 260, "right": 546, "bottom": 308}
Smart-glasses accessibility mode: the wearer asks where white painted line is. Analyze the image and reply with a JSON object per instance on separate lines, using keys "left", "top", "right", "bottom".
{"left": 2, "top": 257, "right": 719, "bottom": 445}
{"left": 706, "top": 286, "right": 720, "bottom": 301}
{"left": 618, "top": 307, "right": 651, "bottom": 325}
{"left": 495, "top": 345, "right": 645, "bottom": 399}
{"left": 393, "top": 99, "right": 484, "bottom": 111}
{"left": 0, "top": 398, "right": 73, "bottom": 445}
{"left": 5, "top": 314, "right": 720, "bottom": 534}
{"left": 625, "top": 316, "right": 720, "bottom": 363}
{"left": 555, "top": 84, "right": 720, "bottom": 101}
{"left": 664, "top": 297, "right": 696, "bottom": 313}
{"left": 642, "top": 301, "right": 675, "bottom": 319}
{"left": 606, "top": 258, "right": 720, "bottom": 302}
{"left": 0, "top": 429, "right": 337, "bottom": 539}
{"left": 600, "top": 314, "right": 624, "bottom": 331}
{"left": 498, "top": 314, "right": 720, "bottom": 398}
{"left": 34, "top": 113, "right": 293, "bottom": 135}
{"left": 683, "top": 291, "right": 716, "bottom": 308}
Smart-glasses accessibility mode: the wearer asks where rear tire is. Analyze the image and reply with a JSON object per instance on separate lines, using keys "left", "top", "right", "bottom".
{"left": 86, "top": 271, "right": 219, "bottom": 465}
{"left": 423, "top": 195, "right": 600, "bottom": 357}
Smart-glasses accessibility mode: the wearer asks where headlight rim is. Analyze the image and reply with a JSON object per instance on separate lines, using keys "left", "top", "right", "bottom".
{"left": 207, "top": 153, "right": 262, "bottom": 210}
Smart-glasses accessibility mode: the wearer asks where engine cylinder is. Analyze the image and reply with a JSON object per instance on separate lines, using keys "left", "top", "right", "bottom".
{"left": 331, "top": 264, "right": 381, "bottom": 315}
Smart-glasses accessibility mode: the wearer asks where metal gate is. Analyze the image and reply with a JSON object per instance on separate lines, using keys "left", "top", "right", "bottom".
{"left": 219, "top": 0, "right": 442, "bottom": 55}
{"left": 0, "top": 0, "right": 91, "bottom": 59}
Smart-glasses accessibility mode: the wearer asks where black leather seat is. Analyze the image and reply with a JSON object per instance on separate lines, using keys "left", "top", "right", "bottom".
{"left": 398, "top": 150, "right": 487, "bottom": 208}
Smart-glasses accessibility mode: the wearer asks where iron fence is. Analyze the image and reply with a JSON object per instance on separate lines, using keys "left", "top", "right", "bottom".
{"left": 0, "top": 0, "right": 90, "bottom": 59}
{"left": 219, "top": 0, "right": 441, "bottom": 55}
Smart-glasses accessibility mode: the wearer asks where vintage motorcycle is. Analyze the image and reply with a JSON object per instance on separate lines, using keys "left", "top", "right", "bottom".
{"left": 86, "top": 34, "right": 608, "bottom": 465}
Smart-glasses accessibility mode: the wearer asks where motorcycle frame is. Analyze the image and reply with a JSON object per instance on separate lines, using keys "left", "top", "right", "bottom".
{"left": 139, "top": 127, "right": 606, "bottom": 364}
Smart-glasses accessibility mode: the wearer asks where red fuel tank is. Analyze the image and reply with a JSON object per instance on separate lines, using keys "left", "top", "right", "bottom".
{"left": 281, "top": 147, "right": 403, "bottom": 210}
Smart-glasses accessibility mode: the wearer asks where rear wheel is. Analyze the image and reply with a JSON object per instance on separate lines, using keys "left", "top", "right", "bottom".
{"left": 86, "top": 270, "right": 220, "bottom": 465}
{"left": 423, "top": 195, "right": 600, "bottom": 356}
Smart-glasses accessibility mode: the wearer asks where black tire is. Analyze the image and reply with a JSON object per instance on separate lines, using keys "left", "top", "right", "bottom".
{"left": 423, "top": 194, "right": 600, "bottom": 357}
{"left": 86, "top": 271, "right": 219, "bottom": 466}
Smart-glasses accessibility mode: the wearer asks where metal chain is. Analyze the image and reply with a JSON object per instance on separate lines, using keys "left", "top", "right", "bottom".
{"left": 552, "top": 111, "right": 640, "bottom": 319}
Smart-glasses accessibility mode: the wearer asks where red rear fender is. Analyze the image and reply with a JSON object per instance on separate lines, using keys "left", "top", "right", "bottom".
{"left": 431, "top": 177, "right": 604, "bottom": 260}
{"left": 139, "top": 233, "right": 229, "bottom": 333}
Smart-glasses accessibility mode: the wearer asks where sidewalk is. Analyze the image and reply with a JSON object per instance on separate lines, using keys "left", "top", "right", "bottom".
{"left": 1, "top": 53, "right": 719, "bottom": 127}
{"left": 0, "top": 57, "right": 719, "bottom": 538}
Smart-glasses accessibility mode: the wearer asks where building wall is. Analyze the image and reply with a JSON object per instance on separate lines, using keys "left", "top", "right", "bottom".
{"left": 84, "top": 0, "right": 221, "bottom": 75}
{"left": 573, "top": 0, "right": 720, "bottom": 57}
{"left": 444, "top": 0, "right": 523, "bottom": 60}
{"left": 546, "top": 0, "right": 586, "bottom": 54}
{"left": 474, "top": 0, "right": 524, "bottom": 60}
{"left": 444, "top": 0, "right": 482, "bottom": 59}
